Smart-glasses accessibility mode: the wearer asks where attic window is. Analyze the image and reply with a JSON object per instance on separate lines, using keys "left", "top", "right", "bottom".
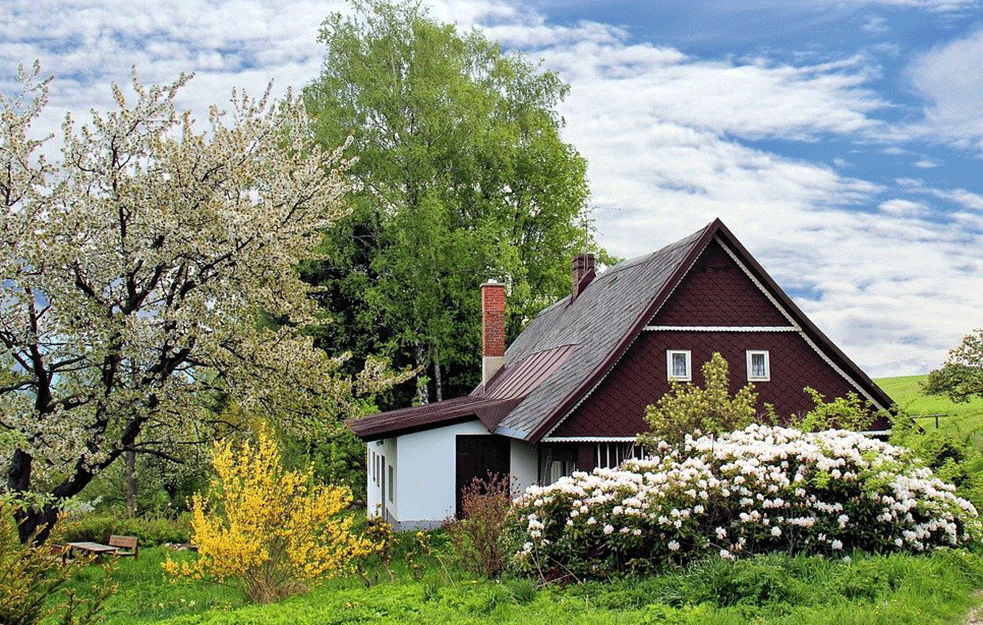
{"left": 747, "top": 350, "right": 770, "bottom": 382}
{"left": 666, "top": 350, "right": 691, "bottom": 382}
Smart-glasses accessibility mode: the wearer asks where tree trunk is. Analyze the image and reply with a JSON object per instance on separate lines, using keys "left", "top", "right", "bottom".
{"left": 125, "top": 448, "right": 138, "bottom": 517}
{"left": 13, "top": 504, "right": 60, "bottom": 545}
{"left": 415, "top": 343, "right": 429, "bottom": 405}
{"left": 7, "top": 446, "right": 98, "bottom": 544}
{"left": 434, "top": 354, "right": 443, "bottom": 403}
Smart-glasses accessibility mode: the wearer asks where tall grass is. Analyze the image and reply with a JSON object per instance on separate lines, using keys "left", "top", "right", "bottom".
{"left": 52, "top": 546, "right": 983, "bottom": 625}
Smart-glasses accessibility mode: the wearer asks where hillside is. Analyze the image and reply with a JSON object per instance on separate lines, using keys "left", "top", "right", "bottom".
{"left": 875, "top": 374, "right": 983, "bottom": 433}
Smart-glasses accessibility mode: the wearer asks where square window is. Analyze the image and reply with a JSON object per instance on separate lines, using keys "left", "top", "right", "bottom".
{"left": 747, "top": 350, "right": 770, "bottom": 381}
{"left": 667, "top": 350, "right": 692, "bottom": 381}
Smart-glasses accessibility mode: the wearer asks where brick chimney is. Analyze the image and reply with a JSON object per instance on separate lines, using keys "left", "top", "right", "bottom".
{"left": 571, "top": 253, "right": 596, "bottom": 302}
{"left": 480, "top": 279, "right": 506, "bottom": 385}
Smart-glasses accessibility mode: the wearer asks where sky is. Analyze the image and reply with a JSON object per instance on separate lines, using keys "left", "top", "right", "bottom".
{"left": 2, "top": 0, "right": 982, "bottom": 378}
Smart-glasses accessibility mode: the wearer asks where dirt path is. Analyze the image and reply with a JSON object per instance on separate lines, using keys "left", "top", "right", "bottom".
{"left": 963, "top": 591, "right": 983, "bottom": 624}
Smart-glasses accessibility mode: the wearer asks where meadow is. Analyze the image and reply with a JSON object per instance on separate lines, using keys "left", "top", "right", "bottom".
{"left": 59, "top": 543, "right": 983, "bottom": 625}
{"left": 876, "top": 374, "right": 983, "bottom": 438}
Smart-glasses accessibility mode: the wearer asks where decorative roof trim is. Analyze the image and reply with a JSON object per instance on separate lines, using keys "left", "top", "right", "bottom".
{"left": 715, "top": 238, "right": 886, "bottom": 409}
{"left": 645, "top": 325, "right": 797, "bottom": 332}
{"left": 539, "top": 226, "right": 716, "bottom": 441}
{"left": 543, "top": 436, "right": 638, "bottom": 443}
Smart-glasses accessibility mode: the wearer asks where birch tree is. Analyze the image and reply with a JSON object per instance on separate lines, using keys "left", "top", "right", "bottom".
{"left": 303, "top": 0, "right": 602, "bottom": 405}
{"left": 0, "top": 63, "right": 398, "bottom": 541}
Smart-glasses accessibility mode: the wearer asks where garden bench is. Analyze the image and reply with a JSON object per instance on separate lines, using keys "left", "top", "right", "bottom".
{"left": 108, "top": 534, "right": 139, "bottom": 559}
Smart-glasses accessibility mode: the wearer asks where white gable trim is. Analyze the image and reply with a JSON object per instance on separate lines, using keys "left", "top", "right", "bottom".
{"left": 645, "top": 325, "right": 797, "bottom": 332}
{"left": 544, "top": 234, "right": 887, "bottom": 440}
{"left": 542, "top": 436, "right": 638, "bottom": 443}
{"left": 715, "top": 238, "right": 886, "bottom": 411}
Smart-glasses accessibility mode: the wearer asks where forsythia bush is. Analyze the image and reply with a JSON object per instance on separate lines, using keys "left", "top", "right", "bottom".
{"left": 511, "top": 425, "right": 982, "bottom": 580}
{"left": 164, "top": 429, "right": 372, "bottom": 603}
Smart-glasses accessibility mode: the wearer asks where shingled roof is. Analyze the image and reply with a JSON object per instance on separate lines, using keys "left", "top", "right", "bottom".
{"left": 349, "top": 218, "right": 893, "bottom": 443}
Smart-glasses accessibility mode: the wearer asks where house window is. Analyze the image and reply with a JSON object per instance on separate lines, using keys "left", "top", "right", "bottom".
{"left": 388, "top": 465, "right": 394, "bottom": 503}
{"left": 548, "top": 460, "right": 576, "bottom": 483}
{"left": 747, "top": 350, "right": 770, "bottom": 381}
{"left": 666, "top": 350, "right": 692, "bottom": 381}
{"left": 595, "top": 442, "right": 645, "bottom": 469}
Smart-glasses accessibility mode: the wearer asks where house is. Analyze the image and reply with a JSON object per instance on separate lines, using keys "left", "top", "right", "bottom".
{"left": 349, "top": 218, "right": 893, "bottom": 530}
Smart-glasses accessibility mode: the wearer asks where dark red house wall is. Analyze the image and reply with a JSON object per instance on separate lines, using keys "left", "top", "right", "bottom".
{"left": 651, "top": 239, "right": 789, "bottom": 327}
{"left": 549, "top": 330, "right": 864, "bottom": 438}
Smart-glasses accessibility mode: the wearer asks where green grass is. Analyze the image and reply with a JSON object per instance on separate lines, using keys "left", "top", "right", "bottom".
{"left": 50, "top": 547, "right": 983, "bottom": 625}
{"left": 876, "top": 374, "right": 983, "bottom": 435}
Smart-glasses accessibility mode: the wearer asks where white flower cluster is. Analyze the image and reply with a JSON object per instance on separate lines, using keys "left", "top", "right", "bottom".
{"left": 512, "top": 425, "right": 981, "bottom": 576}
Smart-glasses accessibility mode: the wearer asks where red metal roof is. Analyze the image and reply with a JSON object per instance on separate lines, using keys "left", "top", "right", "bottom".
{"left": 348, "top": 344, "right": 576, "bottom": 441}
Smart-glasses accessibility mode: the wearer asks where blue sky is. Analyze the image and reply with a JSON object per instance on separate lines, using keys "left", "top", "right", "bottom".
{"left": 2, "top": 0, "right": 982, "bottom": 378}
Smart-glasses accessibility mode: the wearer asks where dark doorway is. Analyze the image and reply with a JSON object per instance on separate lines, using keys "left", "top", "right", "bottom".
{"left": 455, "top": 435, "right": 510, "bottom": 518}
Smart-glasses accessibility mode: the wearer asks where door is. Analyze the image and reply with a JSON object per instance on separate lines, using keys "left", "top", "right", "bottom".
{"left": 455, "top": 435, "right": 511, "bottom": 518}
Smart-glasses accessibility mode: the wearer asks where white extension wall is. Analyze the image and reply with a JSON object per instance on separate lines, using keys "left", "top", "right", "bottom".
{"left": 365, "top": 420, "right": 541, "bottom": 531}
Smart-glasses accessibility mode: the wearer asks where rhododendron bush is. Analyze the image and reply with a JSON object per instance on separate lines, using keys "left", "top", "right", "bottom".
{"left": 511, "top": 425, "right": 982, "bottom": 579}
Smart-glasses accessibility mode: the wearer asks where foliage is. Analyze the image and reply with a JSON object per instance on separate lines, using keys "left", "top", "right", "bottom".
{"left": 405, "top": 530, "right": 438, "bottom": 582}
{"left": 354, "top": 517, "right": 396, "bottom": 587}
{"left": 163, "top": 428, "right": 372, "bottom": 603}
{"left": 64, "top": 546, "right": 983, "bottom": 625}
{"left": 60, "top": 513, "right": 191, "bottom": 547}
{"left": 924, "top": 328, "right": 983, "bottom": 403}
{"left": 445, "top": 473, "right": 515, "bottom": 578}
{"left": 511, "top": 425, "right": 981, "bottom": 580}
{"left": 1, "top": 501, "right": 115, "bottom": 625}
{"left": 787, "top": 388, "right": 878, "bottom": 432}
{"left": 0, "top": 62, "right": 408, "bottom": 541}
{"left": 303, "top": 0, "right": 604, "bottom": 405}
{"left": 638, "top": 353, "right": 758, "bottom": 450}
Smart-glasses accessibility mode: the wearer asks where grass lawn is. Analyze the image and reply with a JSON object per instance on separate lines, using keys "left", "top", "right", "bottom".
{"left": 876, "top": 374, "right": 983, "bottom": 436}
{"left": 50, "top": 546, "right": 983, "bottom": 625}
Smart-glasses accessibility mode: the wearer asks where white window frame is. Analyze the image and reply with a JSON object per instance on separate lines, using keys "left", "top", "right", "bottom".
{"left": 666, "top": 350, "right": 692, "bottom": 382}
{"left": 746, "top": 350, "right": 770, "bottom": 381}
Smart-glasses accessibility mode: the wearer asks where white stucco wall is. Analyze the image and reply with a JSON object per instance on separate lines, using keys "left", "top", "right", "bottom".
{"left": 510, "top": 438, "right": 539, "bottom": 495}
{"left": 366, "top": 437, "right": 397, "bottom": 522}
{"left": 366, "top": 422, "right": 543, "bottom": 531}
{"left": 394, "top": 420, "right": 490, "bottom": 529}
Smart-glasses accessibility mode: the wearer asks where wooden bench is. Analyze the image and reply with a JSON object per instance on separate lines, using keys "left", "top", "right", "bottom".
{"left": 108, "top": 535, "right": 139, "bottom": 559}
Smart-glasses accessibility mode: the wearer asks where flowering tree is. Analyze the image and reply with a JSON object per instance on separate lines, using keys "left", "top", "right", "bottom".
{"left": 0, "top": 63, "right": 401, "bottom": 541}
{"left": 164, "top": 428, "right": 371, "bottom": 603}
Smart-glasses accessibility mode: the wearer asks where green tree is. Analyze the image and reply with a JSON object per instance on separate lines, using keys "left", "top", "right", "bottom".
{"left": 638, "top": 353, "right": 759, "bottom": 450}
{"left": 924, "top": 328, "right": 983, "bottom": 403}
{"left": 303, "top": 0, "right": 602, "bottom": 404}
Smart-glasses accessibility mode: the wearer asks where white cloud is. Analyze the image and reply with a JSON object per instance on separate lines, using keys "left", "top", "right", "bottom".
{"left": 3, "top": 0, "right": 981, "bottom": 378}
{"left": 907, "top": 28, "right": 983, "bottom": 145}
{"left": 912, "top": 157, "right": 942, "bottom": 168}
{"left": 878, "top": 199, "right": 928, "bottom": 215}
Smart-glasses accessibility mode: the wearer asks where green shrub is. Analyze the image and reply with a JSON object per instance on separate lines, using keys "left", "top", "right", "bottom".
{"left": 1, "top": 502, "right": 115, "bottom": 625}
{"left": 62, "top": 514, "right": 191, "bottom": 546}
